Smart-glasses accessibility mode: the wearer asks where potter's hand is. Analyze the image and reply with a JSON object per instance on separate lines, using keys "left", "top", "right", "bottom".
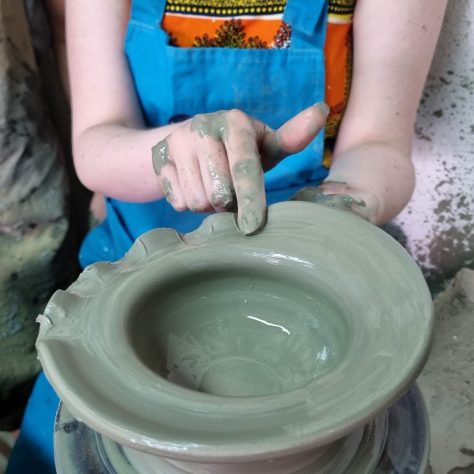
{"left": 292, "top": 182, "right": 379, "bottom": 222}
{"left": 152, "top": 104, "right": 329, "bottom": 235}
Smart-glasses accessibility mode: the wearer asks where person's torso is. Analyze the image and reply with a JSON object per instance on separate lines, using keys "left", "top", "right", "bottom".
{"left": 80, "top": 0, "right": 356, "bottom": 266}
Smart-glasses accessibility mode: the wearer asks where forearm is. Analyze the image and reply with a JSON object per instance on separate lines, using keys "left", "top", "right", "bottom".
{"left": 318, "top": 0, "right": 447, "bottom": 225}
{"left": 73, "top": 122, "right": 182, "bottom": 202}
{"left": 323, "top": 141, "right": 415, "bottom": 225}
{"left": 68, "top": 0, "right": 172, "bottom": 202}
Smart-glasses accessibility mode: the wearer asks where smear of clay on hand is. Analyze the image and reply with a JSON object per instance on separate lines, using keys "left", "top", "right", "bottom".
{"left": 233, "top": 158, "right": 265, "bottom": 235}
{"left": 161, "top": 177, "right": 174, "bottom": 203}
{"left": 190, "top": 112, "right": 227, "bottom": 140}
{"left": 292, "top": 187, "right": 372, "bottom": 221}
{"left": 208, "top": 161, "right": 234, "bottom": 209}
{"left": 152, "top": 140, "right": 170, "bottom": 175}
{"left": 192, "top": 112, "right": 266, "bottom": 234}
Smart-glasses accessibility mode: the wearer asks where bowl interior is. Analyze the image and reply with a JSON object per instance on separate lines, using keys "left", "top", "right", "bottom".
{"left": 129, "top": 267, "right": 351, "bottom": 397}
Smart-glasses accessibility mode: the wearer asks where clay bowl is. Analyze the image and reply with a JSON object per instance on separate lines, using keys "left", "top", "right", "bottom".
{"left": 36, "top": 201, "right": 433, "bottom": 473}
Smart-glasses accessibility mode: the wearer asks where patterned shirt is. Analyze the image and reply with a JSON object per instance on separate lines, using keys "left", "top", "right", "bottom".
{"left": 162, "top": 0, "right": 357, "bottom": 166}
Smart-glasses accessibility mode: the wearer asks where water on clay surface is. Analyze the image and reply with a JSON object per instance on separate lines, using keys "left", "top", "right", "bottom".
{"left": 129, "top": 269, "right": 351, "bottom": 397}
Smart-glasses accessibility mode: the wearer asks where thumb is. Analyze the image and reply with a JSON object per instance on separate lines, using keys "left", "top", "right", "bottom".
{"left": 260, "top": 102, "right": 329, "bottom": 169}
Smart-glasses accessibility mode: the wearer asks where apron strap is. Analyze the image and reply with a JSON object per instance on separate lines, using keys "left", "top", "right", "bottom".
{"left": 284, "top": 0, "right": 328, "bottom": 48}
{"left": 129, "top": 0, "right": 167, "bottom": 27}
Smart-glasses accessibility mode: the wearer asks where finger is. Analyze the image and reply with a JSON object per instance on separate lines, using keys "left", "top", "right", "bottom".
{"left": 152, "top": 139, "right": 186, "bottom": 211}
{"left": 224, "top": 109, "right": 266, "bottom": 235}
{"left": 197, "top": 139, "right": 235, "bottom": 212}
{"left": 169, "top": 134, "right": 213, "bottom": 213}
{"left": 259, "top": 102, "right": 329, "bottom": 169}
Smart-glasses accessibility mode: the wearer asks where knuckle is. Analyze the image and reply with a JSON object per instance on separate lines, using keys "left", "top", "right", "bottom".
{"left": 210, "top": 192, "right": 234, "bottom": 210}
{"left": 193, "top": 113, "right": 207, "bottom": 122}
{"left": 188, "top": 198, "right": 209, "bottom": 213}
{"left": 200, "top": 134, "right": 217, "bottom": 147}
{"left": 226, "top": 108, "right": 248, "bottom": 123}
{"left": 172, "top": 200, "right": 187, "bottom": 212}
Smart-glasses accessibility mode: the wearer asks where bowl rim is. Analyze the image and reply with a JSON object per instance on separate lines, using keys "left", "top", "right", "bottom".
{"left": 36, "top": 201, "right": 434, "bottom": 462}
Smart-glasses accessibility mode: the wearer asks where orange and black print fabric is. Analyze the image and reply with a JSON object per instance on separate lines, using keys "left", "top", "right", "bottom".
{"left": 163, "top": 0, "right": 291, "bottom": 48}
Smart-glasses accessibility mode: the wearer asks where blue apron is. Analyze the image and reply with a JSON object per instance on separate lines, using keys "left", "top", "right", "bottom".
{"left": 7, "top": 2, "right": 327, "bottom": 472}
{"left": 80, "top": 0, "right": 328, "bottom": 267}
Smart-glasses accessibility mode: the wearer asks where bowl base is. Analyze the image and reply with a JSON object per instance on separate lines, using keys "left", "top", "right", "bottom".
{"left": 54, "top": 385, "right": 429, "bottom": 474}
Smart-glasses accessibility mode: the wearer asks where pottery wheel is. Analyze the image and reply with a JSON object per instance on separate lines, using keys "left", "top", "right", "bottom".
{"left": 54, "top": 385, "right": 429, "bottom": 474}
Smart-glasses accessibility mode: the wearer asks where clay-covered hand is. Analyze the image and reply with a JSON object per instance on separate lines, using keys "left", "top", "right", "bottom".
{"left": 292, "top": 181, "right": 379, "bottom": 223}
{"left": 152, "top": 104, "right": 329, "bottom": 235}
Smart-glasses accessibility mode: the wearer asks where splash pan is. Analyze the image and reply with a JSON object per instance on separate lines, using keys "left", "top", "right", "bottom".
{"left": 36, "top": 202, "right": 432, "bottom": 467}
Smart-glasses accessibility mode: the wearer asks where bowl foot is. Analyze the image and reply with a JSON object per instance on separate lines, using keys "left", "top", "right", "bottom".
{"left": 54, "top": 386, "right": 429, "bottom": 474}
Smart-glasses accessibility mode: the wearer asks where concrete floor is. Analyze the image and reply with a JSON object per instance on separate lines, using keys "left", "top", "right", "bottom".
{"left": 419, "top": 269, "right": 474, "bottom": 474}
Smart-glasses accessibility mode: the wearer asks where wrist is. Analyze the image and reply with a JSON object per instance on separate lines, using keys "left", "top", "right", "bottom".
{"left": 292, "top": 182, "right": 381, "bottom": 224}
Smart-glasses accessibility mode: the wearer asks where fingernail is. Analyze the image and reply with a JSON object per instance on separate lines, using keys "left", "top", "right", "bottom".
{"left": 238, "top": 208, "right": 267, "bottom": 236}
{"left": 211, "top": 191, "right": 234, "bottom": 209}
{"left": 314, "top": 102, "right": 330, "bottom": 117}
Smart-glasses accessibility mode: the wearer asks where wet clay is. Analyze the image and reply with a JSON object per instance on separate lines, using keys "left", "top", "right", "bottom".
{"left": 190, "top": 112, "right": 227, "bottom": 140}
{"left": 56, "top": 387, "right": 431, "bottom": 473}
{"left": 160, "top": 177, "right": 174, "bottom": 203}
{"left": 36, "top": 202, "right": 433, "bottom": 467}
{"left": 131, "top": 268, "right": 348, "bottom": 397}
{"left": 151, "top": 139, "right": 170, "bottom": 175}
{"left": 293, "top": 185, "right": 371, "bottom": 221}
{"left": 232, "top": 158, "right": 265, "bottom": 235}
{"left": 191, "top": 112, "right": 265, "bottom": 235}
{"left": 191, "top": 112, "right": 235, "bottom": 210}
{"left": 207, "top": 162, "right": 234, "bottom": 210}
